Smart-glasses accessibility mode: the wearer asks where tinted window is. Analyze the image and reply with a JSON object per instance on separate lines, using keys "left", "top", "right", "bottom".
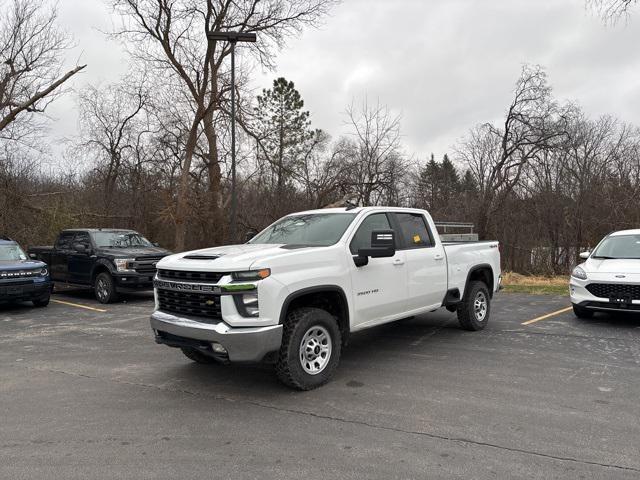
{"left": 350, "top": 213, "right": 391, "bottom": 254}
{"left": 91, "top": 231, "right": 152, "bottom": 248}
{"left": 395, "top": 213, "right": 433, "bottom": 249}
{"left": 73, "top": 232, "right": 91, "bottom": 250}
{"left": 56, "top": 232, "right": 75, "bottom": 249}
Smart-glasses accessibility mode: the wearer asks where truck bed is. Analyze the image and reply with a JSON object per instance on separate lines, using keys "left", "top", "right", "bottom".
{"left": 443, "top": 241, "right": 500, "bottom": 295}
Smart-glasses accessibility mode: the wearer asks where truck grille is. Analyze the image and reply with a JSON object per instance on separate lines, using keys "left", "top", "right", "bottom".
{"left": 586, "top": 283, "right": 640, "bottom": 300}
{"left": 157, "top": 269, "right": 224, "bottom": 283}
{"left": 0, "top": 269, "right": 42, "bottom": 279}
{"left": 157, "top": 289, "right": 222, "bottom": 320}
{"left": 134, "top": 256, "right": 164, "bottom": 274}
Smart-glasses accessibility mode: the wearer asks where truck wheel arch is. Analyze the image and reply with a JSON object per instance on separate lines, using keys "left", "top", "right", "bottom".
{"left": 279, "top": 286, "right": 350, "bottom": 345}
{"left": 463, "top": 264, "right": 495, "bottom": 299}
{"left": 91, "top": 260, "right": 114, "bottom": 285}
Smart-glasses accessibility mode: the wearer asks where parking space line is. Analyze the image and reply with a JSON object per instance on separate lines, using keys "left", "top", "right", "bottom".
{"left": 522, "top": 306, "right": 573, "bottom": 325}
{"left": 51, "top": 299, "right": 107, "bottom": 313}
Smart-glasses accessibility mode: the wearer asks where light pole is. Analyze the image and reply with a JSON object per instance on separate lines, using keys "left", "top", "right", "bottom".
{"left": 207, "top": 31, "right": 256, "bottom": 242}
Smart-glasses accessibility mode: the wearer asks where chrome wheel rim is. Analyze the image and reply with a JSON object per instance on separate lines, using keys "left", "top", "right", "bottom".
{"left": 97, "top": 278, "right": 109, "bottom": 301}
{"left": 299, "top": 325, "right": 332, "bottom": 375}
{"left": 474, "top": 291, "right": 487, "bottom": 322}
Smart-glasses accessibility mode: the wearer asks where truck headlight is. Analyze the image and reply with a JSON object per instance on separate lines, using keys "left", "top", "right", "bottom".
{"left": 114, "top": 259, "right": 136, "bottom": 273}
{"left": 231, "top": 269, "right": 270, "bottom": 281}
{"left": 571, "top": 266, "right": 587, "bottom": 280}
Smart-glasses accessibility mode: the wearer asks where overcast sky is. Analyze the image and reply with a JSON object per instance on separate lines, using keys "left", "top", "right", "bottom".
{"left": 47, "top": 0, "right": 640, "bottom": 163}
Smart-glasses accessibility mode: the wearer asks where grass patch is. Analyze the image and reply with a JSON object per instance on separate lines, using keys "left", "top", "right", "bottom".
{"left": 501, "top": 271, "right": 569, "bottom": 296}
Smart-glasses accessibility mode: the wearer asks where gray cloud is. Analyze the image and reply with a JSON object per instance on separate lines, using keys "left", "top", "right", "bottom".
{"left": 45, "top": 0, "right": 640, "bottom": 162}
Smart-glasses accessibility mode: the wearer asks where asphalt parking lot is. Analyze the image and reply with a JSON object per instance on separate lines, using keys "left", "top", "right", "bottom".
{"left": 1, "top": 290, "right": 639, "bottom": 479}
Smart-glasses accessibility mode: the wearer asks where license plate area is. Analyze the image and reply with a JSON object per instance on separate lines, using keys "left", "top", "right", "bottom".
{"left": 609, "top": 293, "right": 632, "bottom": 306}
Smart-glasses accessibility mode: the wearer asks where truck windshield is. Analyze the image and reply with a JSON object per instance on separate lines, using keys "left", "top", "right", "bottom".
{"left": 0, "top": 244, "right": 27, "bottom": 261}
{"left": 91, "top": 231, "right": 153, "bottom": 248}
{"left": 250, "top": 213, "right": 357, "bottom": 247}
{"left": 592, "top": 234, "right": 640, "bottom": 259}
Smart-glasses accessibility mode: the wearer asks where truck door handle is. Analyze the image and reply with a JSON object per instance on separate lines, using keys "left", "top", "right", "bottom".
{"left": 434, "top": 254, "right": 444, "bottom": 261}
{"left": 392, "top": 258, "right": 404, "bottom": 266}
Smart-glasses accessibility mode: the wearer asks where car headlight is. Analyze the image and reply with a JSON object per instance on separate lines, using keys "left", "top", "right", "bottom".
{"left": 571, "top": 266, "right": 588, "bottom": 280}
{"left": 114, "top": 259, "right": 136, "bottom": 272}
{"left": 231, "top": 269, "right": 270, "bottom": 281}
{"left": 40, "top": 268, "right": 48, "bottom": 277}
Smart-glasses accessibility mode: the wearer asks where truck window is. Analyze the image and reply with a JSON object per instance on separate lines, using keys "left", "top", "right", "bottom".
{"left": 55, "top": 232, "right": 75, "bottom": 250}
{"left": 394, "top": 213, "right": 434, "bottom": 249}
{"left": 349, "top": 213, "right": 391, "bottom": 254}
{"left": 73, "top": 232, "right": 91, "bottom": 251}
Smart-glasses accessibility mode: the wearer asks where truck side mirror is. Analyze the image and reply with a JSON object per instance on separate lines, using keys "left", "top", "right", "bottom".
{"left": 74, "top": 243, "right": 87, "bottom": 253}
{"left": 245, "top": 230, "right": 258, "bottom": 243}
{"left": 152, "top": 242, "right": 160, "bottom": 247}
{"left": 579, "top": 251, "right": 590, "bottom": 260}
{"left": 355, "top": 230, "right": 396, "bottom": 267}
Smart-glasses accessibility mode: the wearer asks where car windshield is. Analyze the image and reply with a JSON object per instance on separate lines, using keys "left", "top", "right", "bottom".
{"left": 249, "top": 213, "right": 357, "bottom": 247}
{"left": 0, "top": 244, "right": 27, "bottom": 261}
{"left": 592, "top": 234, "right": 640, "bottom": 259}
{"left": 91, "top": 231, "right": 153, "bottom": 248}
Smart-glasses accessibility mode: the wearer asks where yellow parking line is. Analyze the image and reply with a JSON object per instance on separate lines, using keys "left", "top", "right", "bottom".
{"left": 522, "top": 306, "right": 573, "bottom": 325}
{"left": 51, "top": 299, "right": 107, "bottom": 313}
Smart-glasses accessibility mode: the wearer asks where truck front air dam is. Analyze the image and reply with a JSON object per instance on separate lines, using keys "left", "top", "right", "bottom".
{"left": 150, "top": 310, "right": 283, "bottom": 363}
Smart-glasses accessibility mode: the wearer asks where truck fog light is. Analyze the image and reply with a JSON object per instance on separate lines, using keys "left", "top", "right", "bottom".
{"left": 211, "top": 342, "right": 227, "bottom": 354}
{"left": 242, "top": 293, "right": 259, "bottom": 317}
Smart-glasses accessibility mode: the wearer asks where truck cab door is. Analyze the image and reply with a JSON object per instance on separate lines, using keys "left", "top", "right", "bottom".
{"left": 52, "top": 232, "right": 75, "bottom": 282}
{"left": 68, "top": 232, "right": 94, "bottom": 285}
{"left": 392, "top": 212, "right": 448, "bottom": 311}
{"left": 348, "top": 212, "right": 407, "bottom": 329}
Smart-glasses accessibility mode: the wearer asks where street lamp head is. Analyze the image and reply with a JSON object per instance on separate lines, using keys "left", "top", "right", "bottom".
{"left": 207, "top": 31, "right": 257, "bottom": 43}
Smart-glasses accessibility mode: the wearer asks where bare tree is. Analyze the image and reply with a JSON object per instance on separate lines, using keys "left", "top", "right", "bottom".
{"left": 110, "top": 0, "right": 337, "bottom": 249}
{"left": 589, "top": 0, "right": 638, "bottom": 22}
{"left": 0, "top": 0, "right": 85, "bottom": 142}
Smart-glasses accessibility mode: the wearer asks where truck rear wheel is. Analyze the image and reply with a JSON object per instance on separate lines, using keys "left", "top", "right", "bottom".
{"left": 457, "top": 280, "right": 490, "bottom": 331}
{"left": 276, "top": 307, "right": 341, "bottom": 390}
{"left": 94, "top": 272, "right": 118, "bottom": 304}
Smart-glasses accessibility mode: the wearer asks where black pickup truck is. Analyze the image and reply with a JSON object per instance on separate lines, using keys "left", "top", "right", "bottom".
{"left": 28, "top": 229, "right": 171, "bottom": 303}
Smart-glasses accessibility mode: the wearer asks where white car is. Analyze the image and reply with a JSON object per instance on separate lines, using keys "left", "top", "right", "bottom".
{"left": 570, "top": 229, "right": 640, "bottom": 318}
{"left": 150, "top": 207, "right": 501, "bottom": 390}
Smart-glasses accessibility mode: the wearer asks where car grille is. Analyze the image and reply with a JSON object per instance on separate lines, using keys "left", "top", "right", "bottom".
{"left": 586, "top": 283, "right": 640, "bottom": 300}
{"left": 157, "top": 269, "right": 224, "bottom": 283}
{"left": 0, "top": 269, "right": 42, "bottom": 279}
{"left": 157, "top": 288, "right": 222, "bottom": 320}
{"left": 133, "top": 256, "right": 164, "bottom": 274}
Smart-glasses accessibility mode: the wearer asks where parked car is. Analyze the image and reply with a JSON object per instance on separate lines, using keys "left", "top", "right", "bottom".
{"left": 0, "top": 237, "right": 51, "bottom": 307}
{"left": 149, "top": 206, "right": 501, "bottom": 390}
{"left": 28, "top": 229, "right": 171, "bottom": 304}
{"left": 570, "top": 229, "right": 640, "bottom": 318}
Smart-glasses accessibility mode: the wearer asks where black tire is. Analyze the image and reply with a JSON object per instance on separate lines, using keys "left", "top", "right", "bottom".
{"left": 181, "top": 347, "right": 220, "bottom": 364}
{"left": 94, "top": 272, "right": 118, "bottom": 304}
{"left": 32, "top": 295, "right": 50, "bottom": 307}
{"left": 573, "top": 304, "right": 594, "bottom": 319}
{"left": 457, "top": 280, "right": 491, "bottom": 331}
{"left": 276, "top": 307, "right": 342, "bottom": 391}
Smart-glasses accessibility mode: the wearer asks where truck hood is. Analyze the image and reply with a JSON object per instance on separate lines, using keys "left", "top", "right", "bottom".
{"left": 0, "top": 259, "right": 46, "bottom": 271}
{"left": 96, "top": 246, "right": 171, "bottom": 258}
{"left": 158, "top": 243, "right": 313, "bottom": 271}
{"left": 583, "top": 258, "right": 640, "bottom": 274}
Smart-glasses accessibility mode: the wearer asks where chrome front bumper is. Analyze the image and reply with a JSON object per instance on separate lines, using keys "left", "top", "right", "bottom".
{"left": 150, "top": 310, "right": 283, "bottom": 363}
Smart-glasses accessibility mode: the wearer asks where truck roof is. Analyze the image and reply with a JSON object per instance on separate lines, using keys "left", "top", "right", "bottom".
{"left": 288, "top": 206, "right": 428, "bottom": 216}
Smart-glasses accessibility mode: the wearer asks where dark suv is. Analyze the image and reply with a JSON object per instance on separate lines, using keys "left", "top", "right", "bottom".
{"left": 0, "top": 237, "right": 52, "bottom": 307}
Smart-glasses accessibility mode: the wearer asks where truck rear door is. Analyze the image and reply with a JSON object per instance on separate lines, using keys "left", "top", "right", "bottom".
{"left": 391, "top": 212, "right": 447, "bottom": 311}
{"left": 51, "top": 232, "right": 75, "bottom": 282}
{"left": 68, "top": 232, "right": 93, "bottom": 285}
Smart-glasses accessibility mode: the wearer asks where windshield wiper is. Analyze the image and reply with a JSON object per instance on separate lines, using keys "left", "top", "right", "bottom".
{"left": 591, "top": 256, "right": 617, "bottom": 259}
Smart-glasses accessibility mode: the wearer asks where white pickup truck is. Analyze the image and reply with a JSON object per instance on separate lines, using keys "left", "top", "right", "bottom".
{"left": 150, "top": 207, "right": 501, "bottom": 389}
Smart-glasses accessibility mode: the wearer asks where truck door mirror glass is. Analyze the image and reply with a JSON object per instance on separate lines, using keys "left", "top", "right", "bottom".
{"left": 357, "top": 230, "right": 396, "bottom": 261}
{"left": 74, "top": 243, "right": 87, "bottom": 253}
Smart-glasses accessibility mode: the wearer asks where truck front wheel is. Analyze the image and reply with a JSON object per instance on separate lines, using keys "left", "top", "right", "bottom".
{"left": 276, "top": 307, "right": 341, "bottom": 390}
{"left": 94, "top": 272, "right": 118, "bottom": 304}
{"left": 457, "top": 281, "right": 491, "bottom": 331}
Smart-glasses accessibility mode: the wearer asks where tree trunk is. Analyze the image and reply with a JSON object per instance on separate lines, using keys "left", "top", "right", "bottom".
{"left": 174, "top": 118, "right": 200, "bottom": 251}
